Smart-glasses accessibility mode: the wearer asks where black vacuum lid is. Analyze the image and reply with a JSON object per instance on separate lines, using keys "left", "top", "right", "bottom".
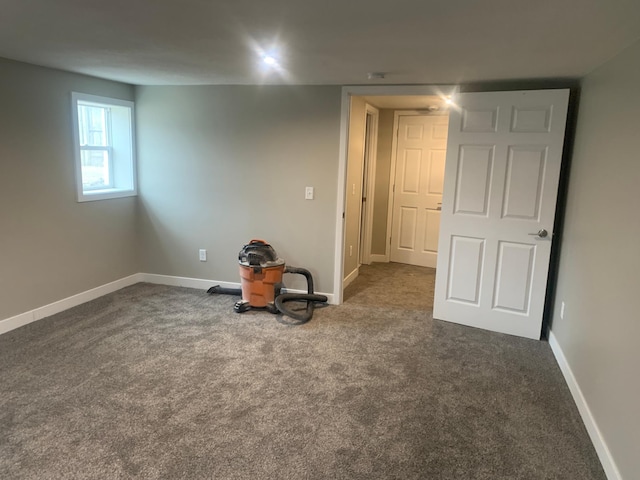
{"left": 238, "top": 240, "right": 284, "bottom": 267}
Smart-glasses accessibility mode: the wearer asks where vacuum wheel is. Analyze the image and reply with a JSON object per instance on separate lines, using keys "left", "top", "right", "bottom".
{"left": 234, "top": 301, "right": 251, "bottom": 313}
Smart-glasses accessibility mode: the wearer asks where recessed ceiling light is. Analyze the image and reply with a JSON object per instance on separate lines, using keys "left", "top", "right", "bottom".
{"left": 262, "top": 55, "right": 278, "bottom": 67}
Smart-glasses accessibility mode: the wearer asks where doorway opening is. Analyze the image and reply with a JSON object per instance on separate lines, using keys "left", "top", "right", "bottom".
{"left": 338, "top": 88, "right": 456, "bottom": 304}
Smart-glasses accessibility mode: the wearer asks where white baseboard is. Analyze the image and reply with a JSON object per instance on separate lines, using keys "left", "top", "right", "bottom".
{"left": 370, "top": 254, "right": 388, "bottom": 263}
{"left": 549, "top": 332, "right": 621, "bottom": 480}
{"left": 140, "top": 273, "right": 238, "bottom": 291}
{"left": 0, "top": 311, "right": 36, "bottom": 337}
{"left": 343, "top": 267, "right": 359, "bottom": 289}
{"left": 0, "top": 274, "right": 141, "bottom": 336}
{"left": 0, "top": 272, "right": 336, "bottom": 336}
{"left": 141, "top": 273, "right": 334, "bottom": 304}
{"left": 279, "top": 287, "right": 334, "bottom": 304}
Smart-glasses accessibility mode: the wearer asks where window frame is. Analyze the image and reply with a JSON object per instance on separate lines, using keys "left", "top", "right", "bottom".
{"left": 71, "top": 92, "right": 137, "bottom": 202}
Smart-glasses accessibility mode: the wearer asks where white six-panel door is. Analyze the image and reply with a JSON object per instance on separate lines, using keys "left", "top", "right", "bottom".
{"left": 390, "top": 114, "right": 449, "bottom": 268}
{"left": 433, "top": 90, "right": 569, "bottom": 339}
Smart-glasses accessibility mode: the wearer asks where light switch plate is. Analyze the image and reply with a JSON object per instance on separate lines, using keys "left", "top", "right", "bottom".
{"left": 305, "top": 186, "right": 314, "bottom": 200}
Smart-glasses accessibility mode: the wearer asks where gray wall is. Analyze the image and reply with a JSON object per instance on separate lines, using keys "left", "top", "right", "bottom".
{"left": 0, "top": 58, "right": 138, "bottom": 320}
{"left": 135, "top": 85, "right": 341, "bottom": 294}
{"left": 552, "top": 40, "right": 640, "bottom": 479}
{"left": 343, "top": 96, "right": 366, "bottom": 279}
{"left": 371, "top": 108, "right": 394, "bottom": 256}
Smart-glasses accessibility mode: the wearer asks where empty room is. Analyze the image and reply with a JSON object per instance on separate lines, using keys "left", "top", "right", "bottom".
{"left": 1, "top": 1, "right": 639, "bottom": 479}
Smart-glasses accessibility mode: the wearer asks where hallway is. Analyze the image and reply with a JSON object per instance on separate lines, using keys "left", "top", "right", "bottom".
{"left": 343, "top": 262, "right": 435, "bottom": 310}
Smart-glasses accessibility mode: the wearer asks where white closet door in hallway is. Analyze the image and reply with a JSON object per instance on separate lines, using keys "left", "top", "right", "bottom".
{"left": 390, "top": 114, "right": 449, "bottom": 268}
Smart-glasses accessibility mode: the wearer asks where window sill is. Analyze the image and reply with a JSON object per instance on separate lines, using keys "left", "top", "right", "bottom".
{"left": 78, "top": 188, "right": 137, "bottom": 202}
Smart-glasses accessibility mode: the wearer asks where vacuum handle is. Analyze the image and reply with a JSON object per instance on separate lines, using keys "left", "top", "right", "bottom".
{"left": 249, "top": 239, "right": 268, "bottom": 245}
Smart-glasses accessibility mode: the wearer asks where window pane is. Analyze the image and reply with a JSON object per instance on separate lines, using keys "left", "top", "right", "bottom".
{"left": 80, "top": 149, "right": 111, "bottom": 189}
{"left": 78, "top": 104, "right": 109, "bottom": 146}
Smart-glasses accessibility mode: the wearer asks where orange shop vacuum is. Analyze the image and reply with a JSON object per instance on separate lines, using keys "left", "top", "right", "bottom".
{"left": 207, "top": 239, "right": 327, "bottom": 323}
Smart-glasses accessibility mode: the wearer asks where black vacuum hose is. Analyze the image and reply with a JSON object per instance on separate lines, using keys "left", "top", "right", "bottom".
{"left": 207, "top": 285, "right": 242, "bottom": 296}
{"left": 274, "top": 266, "right": 327, "bottom": 323}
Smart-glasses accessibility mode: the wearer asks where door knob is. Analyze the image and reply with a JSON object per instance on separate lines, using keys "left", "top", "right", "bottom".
{"left": 528, "top": 229, "right": 549, "bottom": 238}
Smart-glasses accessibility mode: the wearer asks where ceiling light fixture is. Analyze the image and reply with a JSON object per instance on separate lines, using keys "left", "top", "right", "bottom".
{"left": 262, "top": 55, "right": 278, "bottom": 67}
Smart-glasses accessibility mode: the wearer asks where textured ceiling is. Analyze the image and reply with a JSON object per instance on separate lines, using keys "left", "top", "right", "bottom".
{"left": 1, "top": 0, "right": 639, "bottom": 86}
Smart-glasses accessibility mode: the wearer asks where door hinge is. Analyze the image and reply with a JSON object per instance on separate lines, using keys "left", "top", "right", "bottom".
{"left": 392, "top": 184, "right": 395, "bottom": 193}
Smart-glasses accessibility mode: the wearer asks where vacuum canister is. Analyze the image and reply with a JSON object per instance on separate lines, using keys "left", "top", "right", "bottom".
{"left": 237, "top": 239, "right": 285, "bottom": 309}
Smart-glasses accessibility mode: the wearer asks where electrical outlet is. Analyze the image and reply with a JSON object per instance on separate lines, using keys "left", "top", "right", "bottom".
{"left": 560, "top": 301, "right": 565, "bottom": 319}
{"left": 199, "top": 249, "right": 207, "bottom": 262}
{"left": 349, "top": 245, "right": 353, "bottom": 257}
{"left": 305, "top": 186, "right": 314, "bottom": 200}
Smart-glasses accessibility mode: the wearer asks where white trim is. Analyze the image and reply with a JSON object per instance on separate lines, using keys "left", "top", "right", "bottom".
{"left": 386, "top": 110, "right": 402, "bottom": 259}
{"left": 333, "top": 89, "right": 351, "bottom": 305}
{"left": 370, "top": 254, "right": 388, "bottom": 263}
{"left": 0, "top": 311, "right": 37, "bottom": 336}
{"left": 71, "top": 92, "right": 137, "bottom": 203}
{"left": 335, "top": 85, "right": 458, "bottom": 305}
{"left": 0, "top": 273, "right": 337, "bottom": 336}
{"left": 549, "top": 332, "right": 621, "bottom": 480}
{"left": 280, "top": 287, "right": 334, "bottom": 303}
{"left": 359, "top": 103, "right": 379, "bottom": 266}
{"left": 343, "top": 267, "right": 359, "bottom": 289}
{"left": 79, "top": 188, "right": 137, "bottom": 201}
{"left": 138, "top": 274, "right": 336, "bottom": 303}
{"left": 140, "top": 273, "right": 235, "bottom": 290}
{"left": 0, "top": 274, "right": 141, "bottom": 336}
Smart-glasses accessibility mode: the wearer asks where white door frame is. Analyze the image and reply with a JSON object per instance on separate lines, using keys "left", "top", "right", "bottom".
{"left": 334, "top": 85, "right": 459, "bottom": 304}
{"left": 359, "top": 103, "right": 380, "bottom": 266}
{"left": 385, "top": 110, "right": 449, "bottom": 264}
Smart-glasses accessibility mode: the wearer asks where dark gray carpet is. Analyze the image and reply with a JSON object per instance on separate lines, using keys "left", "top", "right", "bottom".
{"left": 0, "top": 263, "right": 605, "bottom": 479}
{"left": 344, "top": 262, "right": 436, "bottom": 310}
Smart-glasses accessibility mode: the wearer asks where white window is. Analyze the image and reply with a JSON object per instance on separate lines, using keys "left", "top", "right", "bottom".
{"left": 71, "top": 92, "right": 137, "bottom": 202}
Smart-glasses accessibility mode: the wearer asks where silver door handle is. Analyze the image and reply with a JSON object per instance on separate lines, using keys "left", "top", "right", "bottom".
{"left": 436, "top": 202, "right": 442, "bottom": 211}
{"left": 528, "top": 229, "right": 549, "bottom": 238}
